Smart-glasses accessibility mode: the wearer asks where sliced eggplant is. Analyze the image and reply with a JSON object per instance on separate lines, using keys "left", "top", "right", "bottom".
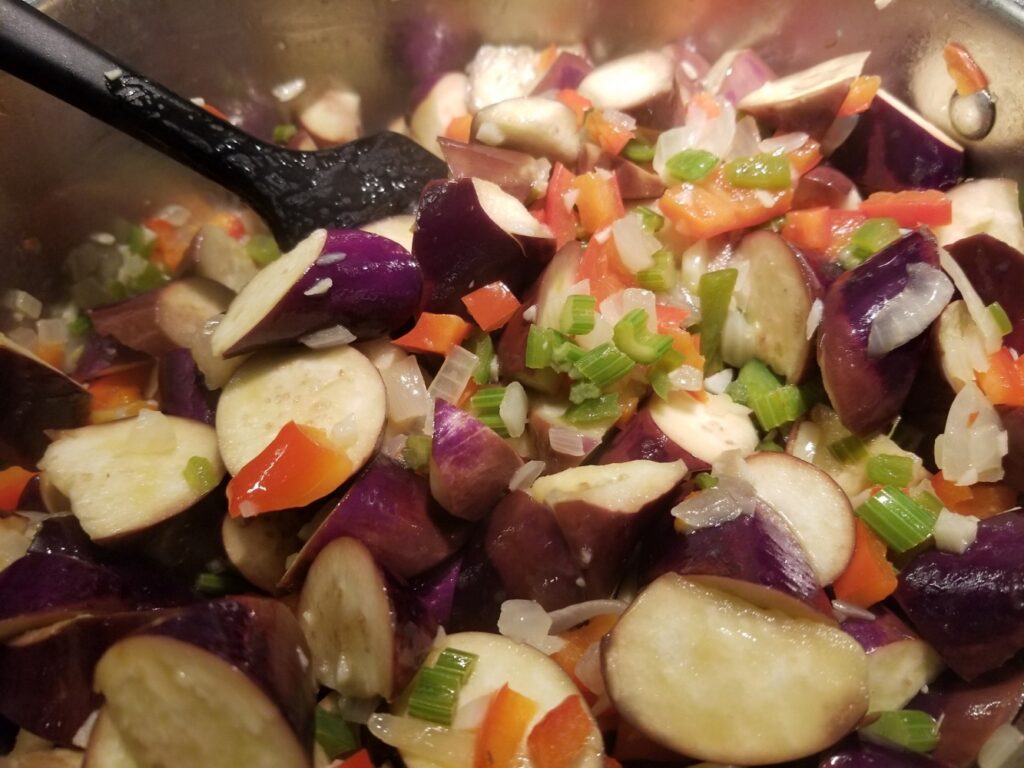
{"left": 94, "top": 597, "right": 315, "bottom": 768}
{"left": 471, "top": 96, "right": 581, "bottom": 165}
{"left": 704, "top": 48, "right": 775, "bottom": 106}
{"left": 38, "top": 413, "right": 225, "bottom": 542}
{"left": 297, "top": 537, "right": 436, "bottom": 699}
{"left": 828, "top": 89, "right": 964, "bottom": 192}
{"left": 413, "top": 177, "right": 554, "bottom": 316}
{"left": 531, "top": 51, "right": 593, "bottom": 94}
{"left": 280, "top": 454, "right": 465, "bottom": 590}
{"left": 0, "top": 513, "right": 37, "bottom": 573}
{"left": 577, "top": 51, "right": 675, "bottom": 114}
{"left": 359, "top": 214, "right": 415, "bottom": 252}
{"left": 298, "top": 88, "right": 362, "bottom": 147}
{"left": 157, "top": 348, "right": 217, "bottom": 425}
{"left": 179, "top": 224, "right": 258, "bottom": 292}
{"left": 743, "top": 451, "right": 855, "bottom": 585}
{"left": 221, "top": 508, "right": 309, "bottom": 593}
{"left": 0, "top": 333, "right": 90, "bottom": 459}
{"left": 466, "top": 44, "right": 543, "bottom": 113}
{"left": 215, "top": 344, "right": 385, "bottom": 475}
{"left": 73, "top": 332, "right": 148, "bottom": 382}
{"left": 738, "top": 51, "right": 870, "bottom": 139}
{"left": 212, "top": 228, "right": 422, "bottom": 357}
{"left": 440, "top": 138, "right": 552, "bottom": 204}
{"left": 529, "top": 460, "right": 688, "bottom": 597}
{"left": 528, "top": 396, "right": 614, "bottom": 473}
{"left": 430, "top": 399, "right": 523, "bottom": 522}
{"left": 947, "top": 233, "right": 1024, "bottom": 354}
{"left": 409, "top": 72, "right": 470, "bottom": 158}
{"left": 933, "top": 178, "right": 1024, "bottom": 253}
{"left": 603, "top": 574, "right": 868, "bottom": 765}
{"left": 0, "top": 612, "right": 152, "bottom": 745}
{"left": 83, "top": 709, "right": 140, "bottom": 768}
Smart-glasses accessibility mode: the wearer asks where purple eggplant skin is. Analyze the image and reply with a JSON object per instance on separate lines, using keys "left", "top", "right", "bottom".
{"left": 72, "top": 332, "right": 148, "bottom": 381}
{"left": 792, "top": 165, "right": 858, "bottom": 210}
{"left": 130, "top": 597, "right": 316, "bottom": 745}
{"left": 910, "top": 665, "right": 1024, "bottom": 768}
{"left": 439, "top": 138, "right": 549, "bottom": 204}
{"left": 158, "top": 348, "right": 217, "bottom": 425}
{"left": 841, "top": 609, "right": 918, "bottom": 653}
{"left": 818, "top": 229, "right": 941, "bottom": 436}
{"left": 895, "top": 512, "right": 1024, "bottom": 681}
{"left": 0, "top": 336, "right": 90, "bottom": 460}
{"left": 279, "top": 454, "right": 466, "bottom": 589}
{"left": 447, "top": 532, "right": 506, "bottom": 632}
{"left": 578, "top": 143, "right": 666, "bottom": 200}
{"left": 641, "top": 502, "right": 831, "bottom": 616}
{"left": 393, "top": 13, "right": 468, "bottom": 90}
{"left": 531, "top": 52, "right": 593, "bottom": 94}
{"left": 828, "top": 90, "right": 964, "bottom": 193}
{"left": 0, "top": 612, "right": 154, "bottom": 745}
{"left": 947, "top": 233, "right": 1024, "bottom": 353}
{"left": 28, "top": 515, "right": 99, "bottom": 560}
{"left": 596, "top": 408, "right": 703, "bottom": 468}
{"left": 411, "top": 556, "right": 462, "bottom": 627}
{"left": 820, "top": 739, "right": 948, "bottom": 768}
{"left": 998, "top": 405, "right": 1024, "bottom": 493}
{"left": 414, "top": 178, "right": 555, "bottom": 316}
{"left": 429, "top": 399, "right": 523, "bottom": 522}
{"left": 485, "top": 491, "right": 585, "bottom": 611}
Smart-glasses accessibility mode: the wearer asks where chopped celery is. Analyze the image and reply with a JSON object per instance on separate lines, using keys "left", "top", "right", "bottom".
{"left": 470, "top": 386, "right": 507, "bottom": 415}
{"left": 866, "top": 454, "right": 914, "bottom": 487}
{"left": 246, "top": 234, "right": 281, "bottom": 267}
{"left": 695, "top": 473, "right": 719, "bottom": 490}
{"left": 750, "top": 385, "right": 808, "bottom": 430}
{"left": 612, "top": 309, "right": 674, "bottom": 364}
{"left": 525, "top": 326, "right": 557, "bottom": 369}
{"left": 194, "top": 570, "right": 245, "bottom": 596}
{"left": 573, "top": 343, "right": 635, "bottom": 388}
{"left": 402, "top": 434, "right": 432, "bottom": 471}
{"left": 724, "top": 153, "right": 791, "bottom": 190}
{"left": 569, "top": 380, "right": 602, "bottom": 404}
{"left": 859, "top": 710, "right": 940, "bottom": 753}
{"left": 734, "top": 360, "right": 782, "bottom": 403}
{"left": 989, "top": 302, "right": 1013, "bottom": 336}
{"left": 621, "top": 138, "right": 656, "bottom": 164}
{"left": 434, "top": 648, "right": 479, "bottom": 683}
{"left": 470, "top": 333, "right": 495, "bottom": 384}
{"left": 697, "top": 268, "right": 738, "bottom": 375}
{"left": 273, "top": 124, "right": 299, "bottom": 144}
{"left": 856, "top": 487, "right": 937, "bottom": 553}
{"left": 551, "top": 340, "right": 586, "bottom": 373}
{"left": 913, "top": 490, "right": 944, "bottom": 515}
{"left": 127, "top": 225, "right": 156, "bottom": 258}
{"left": 315, "top": 709, "right": 360, "bottom": 760}
{"left": 123, "top": 261, "right": 167, "bottom": 294}
{"left": 635, "top": 206, "right": 665, "bottom": 233}
{"left": 560, "top": 294, "right": 597, "bottom": 336}
{"left": 828, "top": 435, "right": 869, "bottom": 464}
{"left": 649, "top": 368, "right": 670, "bottom": 400}
{"left": 636, "top": 249, "right": 677, "bottom": 292}
{"left": 848, "top": 218, "right": 900, "bottom": 264}
{"left": 67, "top": 313, "right": 92, "bottom": 337}
{"left": 183, "top": 456, "right": 217, "bottom": 494}
{"left": 477, "top": 413, "right": 510, "bottom": 437}
{"left": 408, "top": 666, "right": 463, "bottom": 725}
{"left": 564, "top": 393, "right": 620, "bottom": 425}
{"left": 666, "top": 149, "right": 719, "bottom": 182}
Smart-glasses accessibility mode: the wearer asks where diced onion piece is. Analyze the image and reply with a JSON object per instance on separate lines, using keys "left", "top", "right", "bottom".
{"left": 153, "top": 204, "right": 192, "bottom": 227}
{"left": 933, "top": 508, "right": 980, "bottom": 554}
{"left": 669, "top": 364, "right": 704, "bottom": 391}
{"left": 367, "top": 713, "right": 475, "bottom": 767}
{"left": 499, "top": 381, "right": 528, "bottom": 438}
{"left": 547, "top": 599, "right": 627, "bottom": 634}
{"left": 934, "top": 382, "right": 1008, "bottom": 485}
{"left": 621, "top": 288, "right": 658, "bottom": 332}
{"left": 300, "top": 324, "right": 356, "bottom": 349}
{"left": 940, "top": 247, "right": 1004, "bottom": 354}
{"left": 831, "top": 600, "right": 876, "bottom": 622}
{"left": 576, "top": 312, "right": 614, "bottom": 350}
{"left": 867, "top": 263, "right": 954, "bottom": 356}
{"left": 2, "top": 289, "right": 42, "bottom": 320}
{"left": 759, "top": 131, "right": 809, "bottom": 155}
{"left": 806, "top": 298, "right": 824, "bottom": 340}
{"left": 728, "top": 116, "right": 762, "bottom": 160}
{"left": 497, "top": 599, "right": 567, "bottom": 654}
{"left": 574, "top": 643, "right": 605, "bottom": 695}
{"left": 978, "top": 724, "right": 1024, "bottom": 768}
{"left": 381, "top": 355, "right": 431, "bottom": 428}
{"left": 36, "top": 317, "right": 69, "bottom": 346}
{"left": 653, "top": 98, "right": 737, "bottom": 183}
{"left": 703, "top": 368, "right": 734, "bottom": 395}
{"left": 272, "top": 77, "right": 306, "bottom": 102}
{"left": 330, "top": 413, "right": 359, "bottom": 449}
{"left": 335, "top": 695, "right": 383, "bottom": 725}
{"left": 72, "top": 710, "right": 100, "bottom": 749}
{"left": 427, "top": 346, "right": 479, "bottom": 404}
{"left": 127, "top": 409, "right": 177, "bottom": 454}
{"left": 549, "top": 427, "right": 586, "bottom": 457}
{"left": 612, "top": 214, "right": 661, "bottom": 273}
{"left": 509, "top": 460, "right": 546, "bottom": 492}
{"left": 671, "top": 476, "right": 757, "bottom": 531}
{"left": 189, "top": 316, "right": 247, "bottom": 391}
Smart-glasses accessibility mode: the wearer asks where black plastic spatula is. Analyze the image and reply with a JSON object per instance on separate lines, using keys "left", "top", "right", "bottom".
{"left": 0, "top": 0, "right": 447, "bottom": 250}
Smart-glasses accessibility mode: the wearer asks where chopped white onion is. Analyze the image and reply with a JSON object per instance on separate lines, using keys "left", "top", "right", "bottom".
{"left": 934, "top": 382, "right": 1008, "bottom": 485}
{"left": 669, "top": 364, "right": 704, "bottom": 391}
{"left": 721, "top": 307, "right": 758, "bottom": 367}
{"left": 933, "top": 508, "right": 980, "bottom": 554}
{"left": 612, "top": 214, "right": 661, "bottom": 273}
{"left": 567, "top": 279, "right": 592, "bottom": 297}
{"left": 593, "top": 226, "right": 612, "bottom": 244}
{"left": 939, "top": 301, "right": 992, "bottom": 389}
{"left": 728, "top": 115, "right": 762, "bottom": 159}
{"left": 422, "top": 401, "right": 436, "bottom": 437}
{"left": 237, "top": 503, "right": 258, "bottom": 521}
{"left": 499, "top": 381, "right": 528, "bottom": 438}
{"left": 367, "top": 713, "right": 475, "bottom": 766}
{"left": 806, "top": 298, "right": 824, "bottom": 340}
{"left": 621, "top": 288, "right": 658, "bottom": 331}
{"left": 72, "top": 709, "right": 100, "bottom": 749}
{"left": 153, "top": 204, "right": 192, "bottom": 227}
{"left": 272, "top": 77, "right": 307, "bottom": 102}
{"left": 451, "top": 693, "right": 492, "bottom": 731}
{"left": 381, "top": 355, "right": 431, "bottom": 427}
{"left": 711, "top": 449, "right": 755, "bottom": 482}
{"left": 759, "top": 131, "right": 809, "bottom": 156}
{"left": 127, "top": 409, "right": 177, "bottom": 454}
{"left": 562, "top": 188, "right": 579, "bottom": 214}
{"left": 522, "top": 304, "right": 538, "bottom": 322}
{"left": 703, "top": 368, "right": 735, "bottom": 395}
{"left": 509, "top": 460, "right": 546, "bottom": 492}
{"left": 671, "top": 476, "right": 758, "bottom": 531}
{"left": 788, "top": 420, "right": 821, "bottom": 464}
{"left": 427, "top": 346, "right": 479, "bottom": 404}
{"left": 330, "top": 413, "right": 359, "bottom": 448}
{"left": 103, "top": 68, "right": 122, "bottom": 80}
{"left": 335, "top": 695, "right": 383, "bottom": 725}
{"left": 2, "top": 289, "right": 42, "bottom": 320}
{"left": 190, "top": 315, "right": 246, "bottom": 390}
{"left": 36, "top": 317, "right": 68, "bottom": 346}
{"left": 979, "top": 724, "right": 1024, "bottom": 768}
{"left": 576, "top": 312, "right": 614, "bottom": 350}
{"left": 90, "top": 232, "right": 116, "bottom": 245}
{"left": 653, "top": 97, "right": 736, "bottom": 183}
{"left": 303, "top": 277, "right": 333, "bottom": 296}
{"left": 547, "top": 599, "right": 627, "bottom": 634}
{"left": 867, "top": 263, "right": 954, "bottom": 356}
{"left": 300, "top": 324, "right": 356, "bottom": 349}
{"left": 831, "top": 600, "right": 876, "bottom": 622}
{"left": 574, "top": 642, "right": 606, "bottom": 695}
{"left": 549, "top": 427, "right": 586, "bottom": 457}
{"left": 940, "top": 246, "right": 1003, "bottom": 354}
{"left": 598, "top": 292, "right": 625, "bottom": 326}
{"left": 600, "top": 109, "right": 637, "bottom": 134}
{"left": 497, "top": 599, "right": 567, "bottom": 654}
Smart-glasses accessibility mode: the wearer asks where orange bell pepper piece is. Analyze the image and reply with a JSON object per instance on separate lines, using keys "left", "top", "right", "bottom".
{"left": 550, "top": 614, "right": 619, "bottom": 697}
{"left": 859, "top": 190, "right": 952, "bottom": 228}
{"left": 527, "top": 696, "right": 593, "bottom": 768}
{"left": 555, "top": 90, "right": 593, "bottom": 126}
{"left": 394, "top": 313, "right": 473, "bottom": 356}
{"left": 87, "top": 366, "right": 154, "bottom": 423}
{"left": 931, "top": 471, "right": 1017, "bottom": 519}
{"left": 572, "top": 171, "right": 625, "bottom": 236}
{"left": 338, "top": 749, "right": 374, "bottom": 768}
{"left": 833, "top": 519, "right": 898, "bottom": 608}
{"left": 227, "top": 421, "right": 352, "bottom": 518}
{"left": 782, "top": 207, "right": 832, "bottom": 253}
{"left": 838, "top": 76, "right": 881, "bottom": 117}
{"left": 660, "top": 173, "right": 794, "bottom": 241}
{"left": 944, "top": 43, "right": 989, "bottom": 97}
{"left": 976, "top": 346, "right": 1024, "bottom": 407}
{"left": 576, "top": 239, "right": 629, "bottom": 304}
{"left": 462, "top": 281, "right": 522, "bottom": 332}
{"left": 445, "top": 114, "right": 473, "bottom": 143}
{"left": 0, "top": 466, "right": 36, "bottom": 511}
{"left": 584, "top": 110, "right": 636, "bottom": 156}
{"left": 474, "top": 685, "right": 539, "bottom": 768}
{"left": 545, "top": 163, "right": 579, "bottom": 250}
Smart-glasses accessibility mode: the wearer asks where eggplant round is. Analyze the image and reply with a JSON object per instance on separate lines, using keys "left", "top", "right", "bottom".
{"left": 221, "top": 508, "right": 309, "bottom": 594}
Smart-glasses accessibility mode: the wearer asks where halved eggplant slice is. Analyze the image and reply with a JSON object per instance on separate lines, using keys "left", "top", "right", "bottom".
{"left": 38, "top": 413, "right": 225, "bottom": 542}
{"left": 577, "top": 51, "right": 675, "bottom": 114}
{"left": 84, "top": 709, "right": 140, "bottom": 768}
{"left": 298, "top": 537, "right": 436, "bottom": 699}
{"left": 0, "top": 333, "right": 90, "bottom": 459}
{"left": 738, "top": 51, "right": 870, "bottom": 139}
{"left": 212, "top": 228, "right": 422, "bottom": 357}
{"left": 933, "top": 178, "right": 1024, "bottom": 253}
{"left": 94, "top": 597, "right": 315, "bottom": 768}
{"left": 472, "top": 97, "right": 580, "bottom": 165}
{"left": 409, "top": 72, "right": 470, "bottom": 158}
{"left": 603, "top": 574, "right": 868, "bottom": 765}
{"left": 215, "top": 344, "right": 385, "bottom": 475}
{"left": 222, "top": 508, "right": 309, "bottom": 594}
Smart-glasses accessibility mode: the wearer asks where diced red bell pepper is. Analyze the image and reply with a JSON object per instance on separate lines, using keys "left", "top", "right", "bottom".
{"left": 584, "top": 110, "right": 636, "bottom": 156}
{"left": 462, "top": 281, "right": 521, "bottom": 332}
{"left": 474, "top": 685, "right": 539, "bottom": 768}
{"left": 227, "top": 421, "right": 352, "bottom": 518}
{"left": 394, "top": 312, "right": 473, "bottom": 356}
{"left": 527, "top": 696, "right": 593, "bottom": 768}
{"left": 859, "top": 190, "right": 952, "bottom": 228}
{"left": 655, "top": 303, "right": 689, "bottom": 331}
{"left": 576, "top": 238, "right": 629, "bottom": 304}
{"left": 832, "top": 519, "right": 898, "bottom": 608}
{"left": 944, "top": 42, "right": 989, "bottom": 97}
{"left": 0, "top": 466, "right": 36, "bottom": 511}
{"left": 555, "top": 90, "right": 593, "bottom": 126}
{"left": 338, "top": 749, "right": 374, "bottom": 768}
{"left": 545, "top": 163, "right": 579, "bottom": 250}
